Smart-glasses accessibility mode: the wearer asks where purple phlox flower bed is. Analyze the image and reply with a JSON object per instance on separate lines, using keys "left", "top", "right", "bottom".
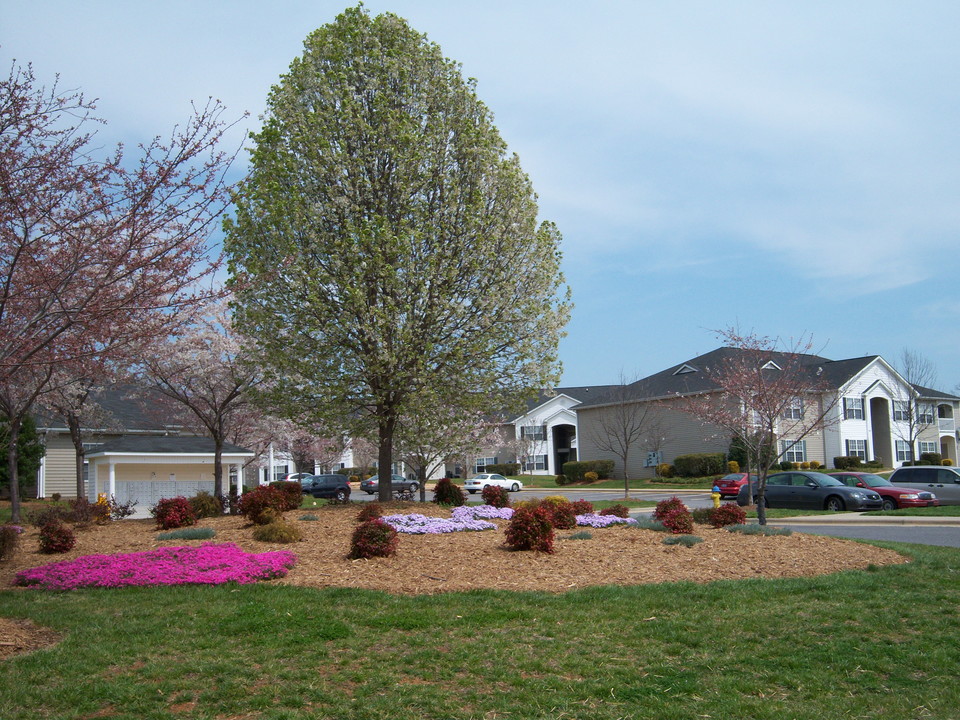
{"left": 575, "top": 514, "right": 639, "bottom": 528}
{"left": 14, "top": 542, "right": 297, "bottom": 591}
{"left": 381, "top": 512, "right": 497, "bottom": 534}
{"left": 452, "top": 504, "right": 514, "bottom": 521}
{"left": 3, "top": 525, "right": 25, "bottom": 534}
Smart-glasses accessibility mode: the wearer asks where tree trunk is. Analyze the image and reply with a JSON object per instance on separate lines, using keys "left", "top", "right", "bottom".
{"left": 7, "top": 417, "right": 21, "bottom": 523}
{"left": 377, "top": 414, "right": 395, "bottom": 503}
{"left": 214, "top": 436, "right": 224, "bottom": 500}
{"left": 68, "top": 412, "right": 85, "bottom": 499}
{"left": 622, "top": 450, "right": 630, "bottom": 499}
{"left": 418, "top": 465, "right": 427, "bottom": 503}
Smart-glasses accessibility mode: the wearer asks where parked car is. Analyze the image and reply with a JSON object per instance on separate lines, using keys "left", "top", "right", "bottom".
{"left": 302, "top": 474, "right": 351, "bottom": 502}
{"left": 887, "top": 466, "right": 960, "bottom": 505}
{"left": 716, "top": 472, "right": 758, "bottom": 498}
{"left": 830, "top": 471, "right": 939, "bottom": 511}
{"left": 284, "top": 472, "right": 314, "bottom": 484}
{"left": 463, "top": 473, "right": 523, "bottom": 494}
{"left": 360, "top": 474, "right": 418, "bottom": 495}
{"left": 736, "top": 471, "right": 883, "bottom": 511}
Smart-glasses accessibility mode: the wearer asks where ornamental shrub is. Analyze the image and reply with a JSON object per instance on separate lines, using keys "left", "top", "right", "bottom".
{"left": 1, "top": 524, "right": 24, "bottom": 561}
{"left": 691, "top": 507, "right": 712, "bottom": 524}
{"left": 27, "top": 504, "right": 71, "bottom": 528}
{"left": 660, "top": 507, "right": 694, "bottom": 535}
{"left": 39, "top": 521, "right": 76, "bottom": 553}
{"left": 673, "top": 453, "right": 725, "bottom": 478}
{"left": 65, "top": 497, "right": 110, "bottom": 527}
{"left": 157, "top": 527, "right": 216, "bottom": 541}
{"left": 727, "top": 460, "right": 740, "bottom": 473}
{"left": 663, "top": 534, "right": 703, "bottom": 547}
{"left": 357, "top": 503, "right": 383, "bottom": 523}
{"left": 504, "top": 506, "right": 554, "bottom": 553}
{"left": 238, "top": 485, "right": 289, "bottom": 524}
{"left": 656, "top": 462, "right": 675, "bottom": 478}
{"left": 943, "top": 459, "right": 954, "bottom": 466}
{"left": 299, "top": 514, "right": 319, "bottom": 521}
{"left": 486, "top": 462, "right": 520, "bottom": 475}
{"left": 653, "top": 496, "right": 687, "bottom": 521}
{"left": 562, "top": 460, "right": 615, "bottom": 483}
{"left": 554, "top": 474, "right": 567, "bottom": 486}
{"left": 253, "top": 519, "right": 303, "bottom": 544}
{"left": 269, "top": 481, "right": 304, "bottom": 511}
{"left": 728, "top": 524, "right": 792, "bottom": 536}
{"left": 833, "top": 456, "right": 863, "bottom": 470}
{"left": 151, "top": 497, "right": 198, "bottom": 530}
{"left": 189, "top": 491, "right": 224, "bottom": 519}
{"left": 632, "top": 516, "right": 668, "bottom": 532}
{"left": 920, "top": 452, "right": 942, "bottom": 466}
{"left": 107, "top": 497, "right": 138, "bottom": 521}
{"left": 569, "top": 530, "right": 592, "bottom": 540}
{"left": 583, "top": 471, "right": 599, "bottom": 483}
{"left": 708, "top": 503, "right": 747, "bottom": 528}
{"left": 545, "top": 500, "right": 577, "bottom": 529}
{"left": 481, "top": 484, "right": 511, "bottom": 508}
{"left": 808, "top": 460, "right": 821, "bottom": 470}
{"left": 348, "top": 519, "right": 399, "bottom": 559}
{"left": 571, "top": 499, "right": 594, "bottom": 515}
{"left": 800, "top": 461, "right": 811, "bottom": 469}
{"left": 432, "top": 478, "right": 465, "bottom": 506}
{"left": 779, "top": 460, "right": 793, "bottom": 470}
{"left": 599, "top": 504, "right": 629, "bottom": 519}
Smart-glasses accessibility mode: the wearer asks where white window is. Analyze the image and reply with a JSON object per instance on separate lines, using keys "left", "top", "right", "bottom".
{"left": 780, "top": 439, "right": 806, "bottom": 463}
{"left": 843, "top": 397, "right": 863, "bottom": 420}
{"left": 918, "top": 404, "right": 935, "bottom": 424}
{"left": 783, "top": 397, "right": 803, "bottom": 420}
{"left": 918, "top": 441, "right": 938, "bottom": 455}
{"left": 893, "top": 401, "right": 910, "bottom": 422}
{"left": 895, "top": 441, "right": 911, "bottom": 462}
{"left": 475, "top": 457, "right": 497, "bottom": 473}
{"left": 522, "top": 455, "right": 547, "bottom": 472}
{"left": 845, "top": 439, "right": 867, "bottom": 460}
{"left": 520, "top": 425, "right": 545, "bottom": 441}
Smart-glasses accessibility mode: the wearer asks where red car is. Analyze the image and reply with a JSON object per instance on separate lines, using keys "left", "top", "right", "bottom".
{"left": 830, "top": 472, "right": 940, "bottom": 511}
{"left": 715, "top": 473, "right": 757, "bottom": 498}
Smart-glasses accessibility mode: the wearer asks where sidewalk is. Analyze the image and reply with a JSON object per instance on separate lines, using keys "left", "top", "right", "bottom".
{"left": 765, "top": 512, "right": 960, "bottom": 526}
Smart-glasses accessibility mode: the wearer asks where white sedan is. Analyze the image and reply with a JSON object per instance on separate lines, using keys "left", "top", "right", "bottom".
{"left": 463, "top": 473, "right": 523, "bottom": 494}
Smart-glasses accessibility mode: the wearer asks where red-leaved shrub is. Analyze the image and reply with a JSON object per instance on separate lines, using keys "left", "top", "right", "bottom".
{"left": 39, "top": 521, "right": 76, "bottom": 554}
{"left": 481, "top": 485, "right": 511, "bottom": 508}
{"left": 571, "top": 499, "right": 594, "bottom": 515}
{"left": 661, "top": 507, "right": 694, "bottom": 535}
{"left": 238, "top": 486, "right": 290, "bottom": 525}
{"left": 356, "top": 503, "right": 382, "bottom": 523}
{"left": 349, "top": 519, "right": 398, "bottom": 559}
{"left": 151, "top": 497, "right": 198, "bottom": 530}
{"left": 504, "top": 507, "right": 555, "bottom": 553}
{"left": 599, "top": 504, "right": 629, "bottom": 518}
{"left": 269, "top": 481, "right": 304, "bottom": 511}
{"left": 708, "top": 503, "right": 747, "bottom": 528}
{"left": 653, "top": 496, "right": 687, "bottom": 521}
{"left": 432, "top": 478, "right": 465, "bottom": 507}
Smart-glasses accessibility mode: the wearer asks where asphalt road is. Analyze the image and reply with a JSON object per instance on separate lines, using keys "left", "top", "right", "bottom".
{"left": 768, "top": 522, "right": 960, "bottom": 548}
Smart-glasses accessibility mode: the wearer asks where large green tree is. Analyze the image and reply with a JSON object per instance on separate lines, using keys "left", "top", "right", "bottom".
{"left": 225, "top": 7, "right": 570, "bottom": 501}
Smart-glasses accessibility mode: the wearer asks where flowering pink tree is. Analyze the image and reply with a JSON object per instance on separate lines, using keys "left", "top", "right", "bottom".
{"left": 677, "top": 329, "right": 840, "bottom": 525}
{"left": 0, "top": 61, "right": 239, "bottom": 521}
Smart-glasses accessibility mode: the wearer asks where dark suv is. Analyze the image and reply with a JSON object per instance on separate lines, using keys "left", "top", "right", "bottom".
{"left": 301, "top": 474, "right": 351, "bottom": 502}
{"left": 887, "top": 466, "right": 960, "bottom": 505}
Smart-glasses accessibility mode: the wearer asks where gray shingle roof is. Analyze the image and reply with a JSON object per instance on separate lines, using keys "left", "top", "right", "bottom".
{"left": 87, "top": 436, "right": 252, "bottom": 456}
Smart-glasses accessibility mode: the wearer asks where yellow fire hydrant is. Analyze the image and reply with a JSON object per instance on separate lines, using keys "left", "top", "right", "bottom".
{"left": 711, "top": 485, "right": 721, "bottom": 508}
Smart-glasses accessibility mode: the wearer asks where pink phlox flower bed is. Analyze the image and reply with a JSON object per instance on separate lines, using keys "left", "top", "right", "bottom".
{"left": 575, "top": 514, "right": 638, "bottom": 528}
{"left": 14, "top": 542, "right": 297, "bottom": 591}
{"left": 381, "top": 512, "right": 497, "bottom": 534}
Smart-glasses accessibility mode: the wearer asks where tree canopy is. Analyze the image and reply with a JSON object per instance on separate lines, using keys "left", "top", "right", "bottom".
{"left": 225, "top": 7, "right": 570, "bottom": 500}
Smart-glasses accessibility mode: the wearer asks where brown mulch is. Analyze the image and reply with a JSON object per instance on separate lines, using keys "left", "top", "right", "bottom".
{"left": 0, "top": 500, "right": 908, "bottom": 658}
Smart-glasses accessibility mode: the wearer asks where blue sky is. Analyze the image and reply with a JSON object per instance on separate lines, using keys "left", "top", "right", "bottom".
{"left": 4, "top": 1, "right": 959, "bottom": 391}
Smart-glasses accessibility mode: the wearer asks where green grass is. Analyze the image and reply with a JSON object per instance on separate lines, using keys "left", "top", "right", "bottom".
{"left": 2, "top": 543, "right": 959, "bottom": 719}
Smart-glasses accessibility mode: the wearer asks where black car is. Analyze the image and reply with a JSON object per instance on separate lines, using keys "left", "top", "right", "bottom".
{"left": 302, "top": 474, "right": 351, "bottom": 502}
{"left": 737, "top": 471, "right": 883, "bottom": 511}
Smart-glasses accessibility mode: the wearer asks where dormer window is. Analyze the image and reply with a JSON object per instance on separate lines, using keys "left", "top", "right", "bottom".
{"left": 673, "top": 364, "right": 698, "bottom": 375}
{"left": 761, "top": 361, "right": 782, "bottom": 371}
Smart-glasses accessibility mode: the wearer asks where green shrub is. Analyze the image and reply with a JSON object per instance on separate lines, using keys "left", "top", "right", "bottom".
{"left": 481, "top": 484, "right": 511, "bottom": 508}
{"left": 189, "top": 491, "right": 224, "bottom": 519}
{"left": 833, "top": 456, "right": 863, "bottom": 470}
{"left": 238, "top": 485, "right": 289, "bottom": 525}
{"left": 504, "top": 507, "right": 554, "bottom": 553}
{"left": 691, "top": 507, "right": 712, "bottom": 524}
{"left": 631, "top": 516, "right": 668, "bottom": 532}
{"left": 568, "top": 530, "right": 593, "bottom": 540}
{"left": 728, "top": 524, "right": 792, "bottom": 536}
{"left": 150, "top": 497, "right": 198, "bottom": 530}
{"left": 157, "top": 527, "right": 216, "bottom": 541}
{"left": 920, "top": 452, "right": 942, "bottom": 466}
{"left": 253, "top": 519, "right": 303, "bottom": 543}
{"left": 299, "top": 514, "right": 319, "bottom": 521}
{"left": 356, "top": 503, "right": 383, "bottom": 523}
{"left": 561, "top": 460, "right": 615, "bottom": 483}
{"left": 349, "top": 519, "right": 398, "bottom": 559}
{"left": 39, "top": 521, "right": 75, "bottom": 553}
{"left": 486, "top": 463, "right": 520, "bottom": 476}
{"left": 1, "top": 524, "right": 24, "bottom": 561}
{"left": 554, "top": 474, "right": 567, "bottom": 486}
{"left": 432, "top": 478, "right": 465, "bottom": 506}
{"left": 598, "top": 504, "right": 629, "bottom": 519}
{"left": 340, "top": 467, "right": 374, "bottom": 481}
{"left": 656, "top": 462, "right": 675, "bottom": 478}
{"left": 268, "top": 481, "right": 304, "bottom": 511}
{"left": 779, "top": 460, "right": 794, "bottom": 470}
{"left": 672, "top": 453, "right": 725, "bottom": 478}
{"left": 663, "top": 534, "right": 703, "bottom": 547}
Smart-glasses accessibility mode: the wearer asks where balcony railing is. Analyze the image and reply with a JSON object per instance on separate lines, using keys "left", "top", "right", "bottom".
{"left": 939, "top": 417, "right": 955, "bottom": 434}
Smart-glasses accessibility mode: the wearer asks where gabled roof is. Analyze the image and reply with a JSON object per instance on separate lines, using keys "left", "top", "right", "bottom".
{"left": 913, "top": 384, "right": 960, "bottom": 401}
{"left": 36, "top": 384, "right": 181, "bottom": 433}
{"left": 517, "top": 385, "right": 621, "bottom": 417}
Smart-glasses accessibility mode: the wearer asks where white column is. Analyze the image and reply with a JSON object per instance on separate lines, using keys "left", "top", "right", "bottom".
{"left": 267, "top": 443, "right": 274, "bottom": 485}
{"left": 108, "top": 460, "right": 116, "bottom": 499}
{"left": 233, "top": 463, "right": 243, "bottom": 496}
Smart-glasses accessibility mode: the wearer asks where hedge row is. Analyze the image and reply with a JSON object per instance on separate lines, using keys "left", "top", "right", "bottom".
{"left": 672, "top": 453, "right": 725, "bottom": 478}
{"left": 561, "top": 460, "right": 615, "bottom": 484}
{"left": 485, "top": 463, "right": 520, "bottom": 476}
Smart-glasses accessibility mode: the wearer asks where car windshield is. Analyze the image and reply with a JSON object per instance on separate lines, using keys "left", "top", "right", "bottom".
{"left": 720, "top": 474, "right": 743, "bottom": 481}
{"left": 856, "top": 474, "right": 892, "bottom": 487}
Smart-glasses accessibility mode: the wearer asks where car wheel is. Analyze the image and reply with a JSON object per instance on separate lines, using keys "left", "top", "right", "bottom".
{"left": 468, "top": 490, "right": 477, "bottom": 494}
{"left": 409, "top": 482, "right": 419, "bottom": 492}
{"left": 364, "top": 490, "right": 374, "bottom": 495}
{"left": 825, "top": 496, "right": 845, "bottom": 512}
{"left": 510, "top": 483, "right": 520, "bottom": 492}
{"left": 335, "top": 488, "right": 349, "bottom": 502}
{"left": 881, "top": 498, "right": 897, "bottom": 511}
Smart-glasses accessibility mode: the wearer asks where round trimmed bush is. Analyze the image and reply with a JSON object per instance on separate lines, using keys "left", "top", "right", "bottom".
{"left": 661, "top": 507, "right": 694, "bottom": 535}
{"left": 708, "top": 503, "right": 747, "bottom": 528}
{"left": 269, "top": 481, "right": 304, "bottom": 511}
{"left": 238, "top": 485, "right": 290, "bottom": 525}
{"left": 599, "top": 504, "right": 630, "bottom": 519}
{"left": 481, "top": 484, "right": 510, "bottom": 508}
{"left": 189, "top": 491, "right": 224, "bottom": 519}
{"left": 432, "top": 478, "right": 465, "bottom": 507}
{"left": 571, "top": 499, "right": 594, "bottom": 515}
{"left": 583, "top": 471, "right": 599, "bottom": 483}
{"left": 356, "top": 503, "right": 383, "bottom": 523}
{"left": 504, "top": 507, "right": 554, "bottom": 553}
{"left": 253, "top": 519, "right": 303, "bottom": 543}
{"left": 653, "top": 496, "right": 687, "bottom": 521}
{"left": 39, "top": 521, "right": 76, "bottom": 554}
{"left": 349, "top": 519, "right": 399, "bottom": 559}
{"left": 151, "top": 497, "right": 198, "bottom": 530}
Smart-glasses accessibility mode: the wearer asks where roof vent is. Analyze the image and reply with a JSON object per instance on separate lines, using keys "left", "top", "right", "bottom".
{"left": 673, "top": 364, "right": 698, "bottom": 375}
{"left": 761, "top": 361, "right": 782, "bottom": 371}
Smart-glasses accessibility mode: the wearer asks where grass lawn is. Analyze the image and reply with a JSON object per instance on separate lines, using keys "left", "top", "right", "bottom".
{"left": 2, "top": 543, "right": 959, "bottom": 719}
{"left": 513, "top": 476, "right": 717, "bottom": 490}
